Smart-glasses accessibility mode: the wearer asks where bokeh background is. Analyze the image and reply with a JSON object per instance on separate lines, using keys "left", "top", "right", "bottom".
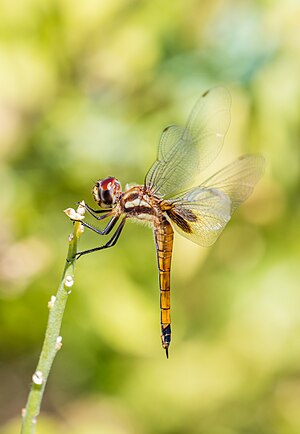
{"left": 1, "top": 1, "right": 300, "bottom": 433}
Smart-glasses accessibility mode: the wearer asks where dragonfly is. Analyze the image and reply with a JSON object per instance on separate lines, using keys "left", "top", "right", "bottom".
{"left": 71, "top": 87, "right": 265, "bottom": 358}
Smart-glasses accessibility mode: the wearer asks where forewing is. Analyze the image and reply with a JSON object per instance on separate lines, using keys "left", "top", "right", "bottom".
{"left": 166, "top": 187, "right": 232, "bottom": 247}
{"left": 145, "top": 87, "right": 231, "bottom": 198}
{"left": 145, "top": 125, "right": 185, "bottom": 195}
{"left": 201, "top": 154, "right": 265, "bottom": 212}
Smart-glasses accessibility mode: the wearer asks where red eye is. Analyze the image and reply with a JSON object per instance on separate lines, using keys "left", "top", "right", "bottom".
{"left": 93, "top": 177, "right": 121, "bottom": 208}
{"left": 100, "top": 177, "right": 118, "bottom": 191}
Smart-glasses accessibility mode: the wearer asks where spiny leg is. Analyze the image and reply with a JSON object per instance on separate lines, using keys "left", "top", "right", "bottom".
{"left": 75, "top": 217, "right": 126, "bottom": 259}
{"left": 79, "top": 214, "right": 119, "bottom": 236}
{"left": 77, "top": 202, "right": 112, "bottom": 218}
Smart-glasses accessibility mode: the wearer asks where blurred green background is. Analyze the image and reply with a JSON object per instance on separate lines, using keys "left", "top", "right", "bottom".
{"left": 1, "top": 1, "right": 300, "bottom": 433}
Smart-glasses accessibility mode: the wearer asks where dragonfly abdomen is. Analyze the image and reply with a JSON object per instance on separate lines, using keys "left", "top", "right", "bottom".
{"left": 154, "top": 217, "right": 174, "bottom": 358}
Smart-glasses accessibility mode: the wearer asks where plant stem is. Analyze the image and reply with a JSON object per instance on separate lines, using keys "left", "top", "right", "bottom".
{"left": 20, "top": 217, "right": 84, "bottom": 434}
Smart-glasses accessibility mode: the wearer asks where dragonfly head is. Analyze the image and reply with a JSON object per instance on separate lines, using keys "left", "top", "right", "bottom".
{"left": 92, "top": 177, "right": 121, "bottom": 208}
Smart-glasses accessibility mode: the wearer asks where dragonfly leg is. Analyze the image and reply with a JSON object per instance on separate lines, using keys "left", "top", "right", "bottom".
{"left": 76, "top": 202, "right": 112, "bottom": 219}
{"left": 79, "top": 214, "right": 119, "bottom": 236}
{"left": 75, "top": 217, "right": 126, "bottom": 259}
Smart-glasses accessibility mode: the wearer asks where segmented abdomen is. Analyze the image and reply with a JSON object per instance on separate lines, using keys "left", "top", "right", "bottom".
{"left": 154, "top": 216, "right": 174, "bottom": 357}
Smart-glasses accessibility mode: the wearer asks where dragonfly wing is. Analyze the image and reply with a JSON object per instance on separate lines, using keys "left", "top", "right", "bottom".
{"left": 201, "top": 154, "right": 265, "bottom": 212}
{"left": 166, "top": 154, "right": 265, "bottom": 246}
{"left": 145, "top": 87, "right": 231, "bottom": 198}
{"left": 166, "top": 187, "right": 232, "bottom": 247}
{"left": 145, "top": 125, "right": 185, "bottom": 196}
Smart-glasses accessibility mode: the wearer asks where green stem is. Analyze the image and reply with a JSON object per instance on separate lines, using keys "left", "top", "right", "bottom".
{"left": 20, "top": 220, "right": 83, "bottom": 434}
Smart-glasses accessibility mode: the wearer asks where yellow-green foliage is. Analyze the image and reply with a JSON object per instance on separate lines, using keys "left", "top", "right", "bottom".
{"left": 0, "top": 1, "right": 300, "bottom": 433}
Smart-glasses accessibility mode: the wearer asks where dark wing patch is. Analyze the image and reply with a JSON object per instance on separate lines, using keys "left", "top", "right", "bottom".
{"left": 176, "top": 207, "right": 198, "bottom": 222}
{"left": 165, "top": 187, "right": 232, "bottom": 246}
{"left": 167, "top": 209, "right": 192, "bottom": 233}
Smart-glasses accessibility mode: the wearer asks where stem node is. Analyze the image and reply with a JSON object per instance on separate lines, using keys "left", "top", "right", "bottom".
{"left": 20, "top": 204, "right": 85, "bottom": 434}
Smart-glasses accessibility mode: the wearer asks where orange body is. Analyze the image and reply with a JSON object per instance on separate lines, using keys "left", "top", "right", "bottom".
{"left": 154, "top": 217, "right": 174, "bottom": 356}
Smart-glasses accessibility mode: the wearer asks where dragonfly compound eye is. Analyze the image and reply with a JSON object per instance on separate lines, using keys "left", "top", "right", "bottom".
{"left": 93, "top": 177, "right": 121, "bottom": 208}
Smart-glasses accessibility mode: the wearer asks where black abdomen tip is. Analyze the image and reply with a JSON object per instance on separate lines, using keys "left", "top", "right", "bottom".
{"left": 161, "top": 324, "right": 171, "bottom": 358}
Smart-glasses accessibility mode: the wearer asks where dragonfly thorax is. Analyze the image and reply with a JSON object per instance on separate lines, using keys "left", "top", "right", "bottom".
{"left": 121, "top": 186, "right": 162, "bottom": 223}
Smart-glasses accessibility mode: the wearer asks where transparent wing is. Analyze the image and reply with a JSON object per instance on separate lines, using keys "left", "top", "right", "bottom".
{"left": 145, "top": 125, "right": 185, "bottom": 195}
{"left": 145, "top": 87, "right": 231, "bottom": 198}
{"left": 166, "top": 154, "right": 265, "bottom": 246}
{"left": 201, "top": 154, "right": 265, "bottom": 212}
{"left": 166, "top": 188, "right": 232, "bottom": 247}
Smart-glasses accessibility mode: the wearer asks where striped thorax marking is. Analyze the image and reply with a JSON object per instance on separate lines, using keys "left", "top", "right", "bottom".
{"left": 124, "top": 198, "right": 151, "bottom": 209}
